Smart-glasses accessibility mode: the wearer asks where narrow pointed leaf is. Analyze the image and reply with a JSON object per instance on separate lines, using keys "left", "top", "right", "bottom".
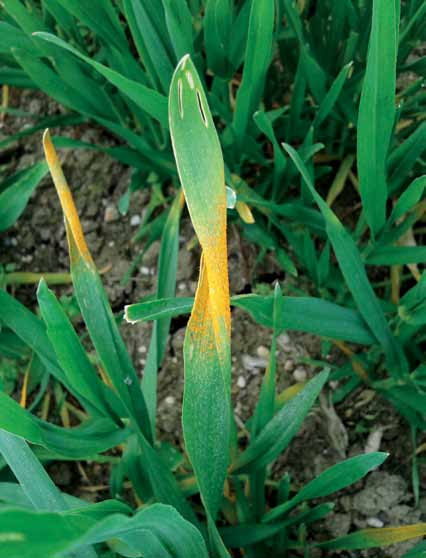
{"left": 233, "top": 0, "right": 275, "bottom": 144}
{"left": 0, "top": 504, "right": 208, "bottom": 558}
{"left": 356, "top": 0, "right": 399, "bottom": 235}
{"left": 317, "top": 523, "right": 426, "bottom": 551}
{"left": 37, "top": 279, "right": 123, "bottom": 420}
{"left": 169, "top": 55, "right": 231, "bottom": 520}
{"left": 0, "top": 432, "right": 68, "bottom": 512}
{"left": 142, "top": 192, "right": 184, "bottom": 437}
{"left": 35, "top": 32, "right": 168, "bottom": 128}
{"left": 0, "top": 392, "right": 127, "bottom": 459}
{"left": 265, "top": 452, "right": 387, "bottom": 522}
{"left": 389, "top": 175, "right": 426, "bottom": 224}
{"left": 282, "top": 143, "right": 408, "bottom": 376}
{"left": 0, "top": 162, "right": 48, "bottom": 231}
{"left": 125, "top": 294, "right": 376, "bottom": 346}
{"left": 231, "top": 371, "right": 328, "bottom": 473}
{"left": 42, "top": 130, "right": 153, "bottom": 443}
{"left": 313, "top": 62, "right": 353, "bottom": 129}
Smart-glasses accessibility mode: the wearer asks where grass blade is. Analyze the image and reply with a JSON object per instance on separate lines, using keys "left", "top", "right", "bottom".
{"left": 162, "top": 0, "right": 194, "bottom": 60}
{"left": 389, "top": 175, "right": 426, "bottom": 224}
{"left": 282, "top": 142, "right": 408, "bottom": 377}
{"left": 313, "top": 62, "right": 353, "bottom": 129}
{"left": 42, "top": 129, "right": 153, "bottom": 443}
{"left": 123, "top": 0, "right": 174, "bottom": 93}
{"left": 0, "top": 392, "right": 128, "bottom": 458}
{"left": 169, "top": 55, "right": 231, "bottom": 522}
{"left": 356, "top": 0, "right": 399, "bottom": 235}
{"left": 52, "top": 0, "right": 127, "bottom": 51}
{"left": 231, "top": 371, "right": 329, "bottom": 473}
{"left": 0, "top": 289, "right": 74, "bottom": 388}
{"left": 233, "top": 0, "right": 275, "bottom": 145}
{"left": 366, "top": 246, "right": 426, "bottom": 265}
{"left": 35, "top": 32, "right": 168, "bottom": 128}
{"left": 125, "top": 293, "right": 376, "bottom": 346}
{"left": 264, "top": 452, "right": 388, "bottom": 522}
{"left": 204, "top": 0, "right": 234, "bottom": 77}
{"left": 0, "top": 504, "right": 208, "bottom": 558}
{"left": 388, "top": 122, "right": 426, "bottom": 193}
{"left": 0, "top": 162, "right": 47, "bottom": 231}
{"left": 317, "top": 523, "right": 426, "bottom": 551}
{"left": 0, "top": 431, "right": 67, "bottom": 512}
{"left": 142, "top": 191, "right": 184, "bottom": 438}
{"left": 0, "top": 432, "right": 97, "bottom": 558}
{"left": 36, "top": 279, "right": 123, "bottom": 421}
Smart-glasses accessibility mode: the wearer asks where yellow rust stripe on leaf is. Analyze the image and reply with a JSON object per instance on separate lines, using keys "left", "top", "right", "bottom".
{"left": 191, "top": 239, "right": 230, "bottom": 371}
{"left": 321, "top": 522, "right": 426, "bottom": 550}
{"left": 187, "top": 256, "right": 213, "bottom": 355}
{"left": 169, "top": 56, "right": 231, "bottom": 354}
{"left": 203, "top": 232, "right": 230, "bottom": 332}
{"left": 42, "top": 129, "right": 93, "bottom": 265}
{"left": 363, "top": 523, "right": 426, "bottom": 545}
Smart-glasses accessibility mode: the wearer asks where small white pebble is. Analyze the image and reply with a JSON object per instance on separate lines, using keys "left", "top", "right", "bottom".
{"left": 108, "top": 240, "right": 115, "bottom": 247}
{"left": 172, "top": 357, "right": 178, "bottom": 364}
{"left": 367, "top": 518, "right": 384, "bottom": 528}
{"left": 293, "top": 366, "right": 307, "bottom": 382}
{"left": 241, "top": 354, "right": 268, "bottom": 371}
{"left": 130, "top": 215, "right": 141, "bottom": 226}
{"left": 284, "top": 359, "right": 294, "bottom": 372}
{"left": 138, "top": 358, "right": 146, "bottom": 366}
{"left": 140, "top": 266, "right": 150, "bottom": 276}
{"left": 165, "top": 396, "right": 175, "bottom": 405}
{"left": 138, "top": 345, "right": 147, "bottom": 354}
{"left": 278, "top": 333, "right": 290, "bottom": 345}
{"left": 256, "top": 346, "right": 269, "bottom": 358}
{"left": 104, "top": 205, "right": 119, "bottom": 223}
{"left": 178, "top": 282, "right": 186, "bottom": 292}
{"left": 237, "top": 376, "right": 247, "bottom": 388}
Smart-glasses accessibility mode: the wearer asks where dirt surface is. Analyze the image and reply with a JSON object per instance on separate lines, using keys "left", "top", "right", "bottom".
{"left": 1, "top": 90, "right": 425, "bottom": 557}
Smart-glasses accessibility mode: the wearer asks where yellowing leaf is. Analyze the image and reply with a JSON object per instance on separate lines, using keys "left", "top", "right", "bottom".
{"left": 169, "top": 55, "right": 231, "bottom": 522}
{"left": 42, "top": 129, "right": 93, "bottom": 266}
{"left": 235, "top": 200, "right": 255, "bottom": 224}
{"left": 318, "top": 523, "right": 426, "bottom": 550}
{"left": 43, "top": 128, "right": 153, "bottom": 444}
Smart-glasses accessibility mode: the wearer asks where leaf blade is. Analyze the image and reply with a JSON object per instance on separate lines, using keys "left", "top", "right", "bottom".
{"left": 169, "top": 55, "right": 231, "bottom": 521}
{"left": 356, "top": 0, "right": 399, "bottom": 235}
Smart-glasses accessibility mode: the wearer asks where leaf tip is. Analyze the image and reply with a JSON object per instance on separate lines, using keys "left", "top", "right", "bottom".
{"left": 178, "top": 53, "right": 191, "bottom": 71}
{"left": 42, "top": 128, "right": 54, "bottom": 165}
{"left": 235, "top": 200, "right": 255, "bottom": 224}
{"left": 36, "top": 276, "right": 48, "bottom": 297}
{"left": 123, "top": 305, "right": 137, "bottom": 325}
{"left": 42, "top": 129, "right": 93, "bottom": 266}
